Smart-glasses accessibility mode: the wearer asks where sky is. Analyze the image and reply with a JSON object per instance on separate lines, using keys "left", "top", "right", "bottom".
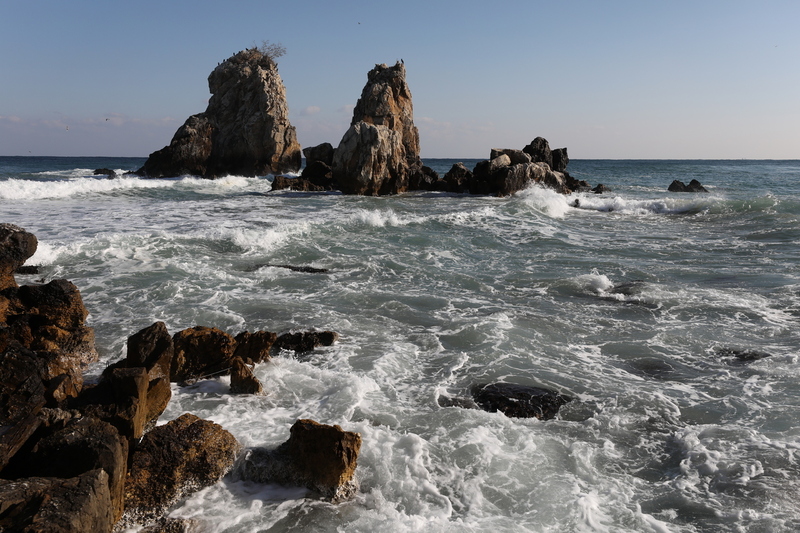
{"left": 1, "top": 0, "right": 798, "bottom": 159}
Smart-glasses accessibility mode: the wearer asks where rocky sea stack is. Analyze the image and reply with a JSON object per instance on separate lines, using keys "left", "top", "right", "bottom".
{"left": 332, "top": 61, "right": 425, "bottom": 195}
{"left": 137, "top": 48, "right": 301, "bottom": 178}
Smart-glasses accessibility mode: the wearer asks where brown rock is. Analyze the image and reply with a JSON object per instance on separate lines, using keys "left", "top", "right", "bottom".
{"left": 74, "top": 366, "right": 150, "bottom": 442}
{"left": 0, "top": 224, "right": 38, "bottom": 291}
{"left": 233, "top": 330, "right": 276, "bottom": 364}
{"left": 0, "top": 469, "right": 114, "bottom": 533}
{"left": 236, "top": 419, "right": 361, "bottom": 501}
{"left": 0, "top": 343, "right": 46, "bottom": 471}
{"left": 140, "top": 518, "right": 203, "bottom": 533}
{"left": 302, "top": 142, "right": 335, "bottom": 168}
{"left": 122, "top": 413, "right": 240, "bottom": 527}
{"left": 490, "top": 149, "right": 532, "bottom": 165}
{"left": 229, "top": 356, "right": 264, "bottom": 395}
{"left": 137, "top": 48, "right": 301, "bottom": 178}
{"left": 170, "top": 326, "right": 237, "bottom": 383}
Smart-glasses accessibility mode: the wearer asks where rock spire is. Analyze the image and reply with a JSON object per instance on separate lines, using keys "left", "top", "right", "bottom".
{"left": 138, "top": 48, "right": 301, "bottom": 178}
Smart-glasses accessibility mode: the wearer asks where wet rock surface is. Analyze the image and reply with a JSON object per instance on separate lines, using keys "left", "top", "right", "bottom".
{"left": 471, "top": 382, "right": 571, "bottom": 420}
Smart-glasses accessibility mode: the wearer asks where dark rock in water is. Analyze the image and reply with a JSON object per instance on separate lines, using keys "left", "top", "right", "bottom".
{"left": 229, "top": 356, "right": 264, "bottom": 395}
{"left": 0, "top": 469, "right": 114, "bottom": 532}
{"left": 437, "top": 394, "right": 478, "bottom": 409}
{"left": 0, "top": 223, "right": 38, "bottom": 290}
{"left": 624, "top": 357, "right": 676, "bottom": 380}
{"left": 715, "top": 347, "right": 772, "bottom": 364}
{"left": 611, "top": 280, "right": 647, "bottom": 296}
{"left": 408, "top": 165, "right": 441, "bottom": 191}
{"left": 15, "top": 416, "right": 128, "bottom": 522}
{"left": 668, "top": 179, "right": 708, "bottom": 193}
{"left": 271, "top": 174, "right": 333, "bottom": 192}
{"left": 170, "top": 326, "right": 237, "bottom": 383}
{"left": 15, "top": 265, "right": 40, "bottom": 275}
{"left": 249, "top": 263, "right": 329, "bottom": 274}
{"left": 472, "top": 382, "right": 571, "bottom": 420}
{"left": 470, "top": 159, "right": 565, "bottom": 196}
{"left": 93, "top": 168, "right": 117, "bottom": 177}
{"left": 233, "top": 330, "right": 276, "bottom": 364}
{"left": 551, "top": 147, "right": 569, "bottom": 172}
{"left": 275, "top": 331, "right": 339, "bottom": 354}
{"left": 442, "top": 162, "right": 472, "bottom": 193}
{"left": 332, "top": 62, "right": 421, "bottom": 195}
{"left": 302, "top": 142, "right": 335, "bottom": 169}
{"left": 121, "top": 413, "right": 240, "bottom": 528}
{"left": 522, "top": 137, "right": 553, "bottom": 168}
{"left": 592, "top": 183, "right": 611, "bottom": 194}
{"left": 137, "top": 48, "right": 301, "bottom": 178}
{"left": 299, "top": 160, "right": 335, "bottom": 186}
{"left": 236, "top": 419, "right": 361, "bottom": 501}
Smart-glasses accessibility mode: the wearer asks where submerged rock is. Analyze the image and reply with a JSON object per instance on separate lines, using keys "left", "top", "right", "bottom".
{"left": 472, "top": 382, "right": 571, "bottom": 420}
{"left": 715, "top": 347, "right": 772, "bottom": 365}
{"left": 137, "top": 48, "right": 301, "bottom": 178}
{"left": 236, "top": 419, "right": 361, "bottom": 501}
{"left": 274, "top": 330, "right": 339, "bottom": 354}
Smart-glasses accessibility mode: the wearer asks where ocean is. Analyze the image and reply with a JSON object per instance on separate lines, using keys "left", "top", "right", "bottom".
{"left": 1, "top": 156, "right": 799, "bottom": 532}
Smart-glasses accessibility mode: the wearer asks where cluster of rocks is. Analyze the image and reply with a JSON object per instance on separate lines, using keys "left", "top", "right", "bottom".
{"left": 136, "top": 50, "right": 601, "bottom": 197}
{"left": 668, "top": 179, "right": 709, "bottom": 192}
{"left": 0, "top": 224, "right": 360, "bottom": 532}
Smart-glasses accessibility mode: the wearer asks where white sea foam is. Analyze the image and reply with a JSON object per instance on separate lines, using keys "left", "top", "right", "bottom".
{"left": 516, "top": 184, "right": 573, "bottom": 218}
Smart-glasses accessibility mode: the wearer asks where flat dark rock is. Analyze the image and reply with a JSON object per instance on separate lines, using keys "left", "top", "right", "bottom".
{"left": 471, "top": 382, "right": 571, "bottom": 420}
{"left": 715, "top": 347, "right": 772, "bottom": 364}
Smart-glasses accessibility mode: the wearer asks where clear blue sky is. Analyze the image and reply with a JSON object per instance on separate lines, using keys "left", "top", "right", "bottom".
{"left": 1, "top": 0, "right": 798, "bottom": 159}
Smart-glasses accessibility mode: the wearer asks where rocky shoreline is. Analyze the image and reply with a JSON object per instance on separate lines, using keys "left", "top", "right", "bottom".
{"left": 0, "top": 223, "right": 574, "bottom": 531}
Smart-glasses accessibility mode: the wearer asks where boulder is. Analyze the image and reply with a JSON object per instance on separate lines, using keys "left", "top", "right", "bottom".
{"left": 299, "top": 160, "right": 334, "bottom": 184}
{"left": 442, "top": 162, "right": 472, "bottom": 193}
{"left": 122, "top": 413, "right": 240, "bottom": 528}
{"left": 274, "top": 331, "right": 339, "bottom": 354}
{"left": 302, "top": 142, "right": 335, "bottom": 168}
{"left": 270, "top": 174, "right": 332, "bottom": 192}
{"left": 93, "top": 168, "right": 117, "bottom": 177}
{"left": 170, "top": 326, "right": 237, "bottom": 383}
{"left": 16, "top": 416, "right": 128, "bottom": 522}
{"left": 472, "top": 382, "right": 571, "bottom": 420}
{"left": 0, "top": 469, "right": 114, "bottom": 533}
{"left": 668, "top": 179, "right": 708, "bottom": 192}
{"left": 236, "top": 419, "right": 361, "bottom": 501}
{"left": 408, "top": 165, "right": 441, "bottom": 191}
{"left": 137, "top": 48, "right": 301, "bottom": 178}
{"left": 490, "top": 149, "right": 531, "bottom": 165}
{"left": 592, "top": 183, "right": 611, "bottom": 194}
{"left": 522, "top": 137, "right": 553, "bottom": 168}
{"left": 233, "top": 330, "right": 276, "bottom": 364}
{"left": 0, "top": 223, "right": 38, "bottom": 291}
{"left": 229, "top": 356, "right": 264, "bottom": 395}
{"left": 470, "top": 161, "right": 553, "bottom": 196}
{"left": 332, "top": 61, "right": 421, "bottom": 195}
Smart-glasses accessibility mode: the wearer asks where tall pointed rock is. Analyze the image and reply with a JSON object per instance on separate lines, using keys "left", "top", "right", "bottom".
{"left": 138, "top": 48, "right": 301, "bottom": 178}
{"left": 332, "top": 62, "right": 422, "bottom": 195}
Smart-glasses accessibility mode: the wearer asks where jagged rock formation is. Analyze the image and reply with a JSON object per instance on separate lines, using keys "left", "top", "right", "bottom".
{"left": 137, "top": 48, "right": 301, "bottom": 178}
{"left": 332, "top": 62, "right": 423, "bottom": 195}
{"left": 668, "top": 179, "right": 708, "bottom": 192}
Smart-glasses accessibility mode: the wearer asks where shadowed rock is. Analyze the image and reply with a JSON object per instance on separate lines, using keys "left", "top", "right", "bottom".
{"left": 274, "top": 331, "right": 339, "bottom": 354}
{"left": 229, "top": 356, "right": 264, "bottom": 395}
{"left": 0, "top": 224, "right": 37, "bottom": 291}
{"left": 170, "top": 326, "right": 237, "bottom": 383}
{"left": 668, "top": 179, "right": 708, "bottom": 192}
{"left": 236, "top": 419, "right": 361, "bottom": 501}
{"left": 233, "top": 330, "right": 276, "bottom": 364}
{"left": 522, "top": 137, "right": 553, "bottom": 168}
{"left": 472, "top": 382, "right": 571, "bottom": 419}
{"left": 0, "top": 469, "right": 114, "bottom": 532}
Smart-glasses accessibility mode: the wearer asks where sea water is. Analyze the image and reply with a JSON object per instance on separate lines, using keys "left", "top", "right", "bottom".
{"left": 1, "top": 157, "right": 799, "bottom": 532}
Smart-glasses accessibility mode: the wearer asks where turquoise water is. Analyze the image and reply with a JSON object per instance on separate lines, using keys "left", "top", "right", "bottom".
{"left": 2, "top": 157, "right": 800, "bottom": 532}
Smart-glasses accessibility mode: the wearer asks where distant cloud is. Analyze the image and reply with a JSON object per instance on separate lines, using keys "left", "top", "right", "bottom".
{"left": 301, "top": 106, "right": 321, "bottom": 116}
{"left": 337, "top": 104, "right": 355, "bottom": 114}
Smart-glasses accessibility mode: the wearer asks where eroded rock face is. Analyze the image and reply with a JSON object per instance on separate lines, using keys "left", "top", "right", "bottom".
{"left": 333, "top": 62, "right": 421, "bottom": 195}
{"left": 0, "top": 224, "right": 37, "bottom": 291}
{"left": 122, "top": 413, "right": 241, "bottom": 527}
{"left": 138, "top": 48, "right": 301, "bottom": 178}
{"left": 170, "top": 326, "right": 237, "bottom": 383}
{"left": 229, "top": 356, "right": 264, "bottom": 395}
{"left": 236, "top": 419, "right": 361, "bottom": 501}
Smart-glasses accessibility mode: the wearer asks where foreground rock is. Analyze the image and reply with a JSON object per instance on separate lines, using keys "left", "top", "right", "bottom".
{"left": 471, "top": 382, "right": 571, "bottom": 419}
{"left": 137, "top": 48, "right": 301, "bottom": 178}
{"left": 0, "top": 469, "right": 114, "bottom": 532}
{"left": 668, "top": 179, "right": 708, "bottom": 192}
{"left": 121, "top": 413, "right": 241, "bottom": 527}
{"left": 332, "top": 62, "right": 423, "bottom": 195}
{"left": 236, "top": 419, "right": 361, "bottom": 501}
